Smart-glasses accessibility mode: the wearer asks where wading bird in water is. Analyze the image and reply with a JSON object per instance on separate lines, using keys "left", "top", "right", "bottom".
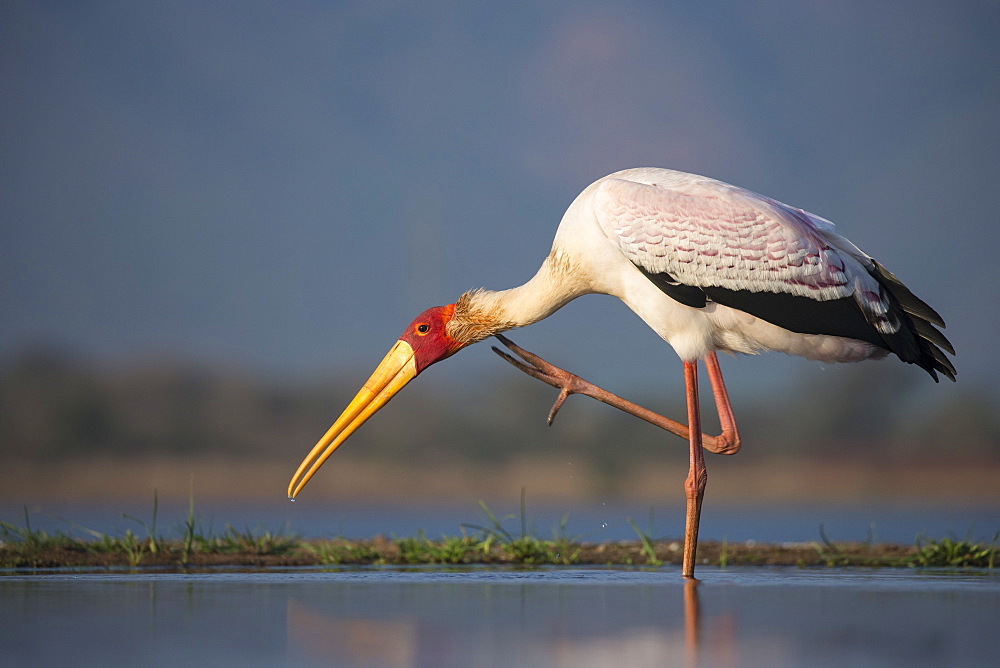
{"left": 288, "top": 168, "right": 955, "bottom": 578}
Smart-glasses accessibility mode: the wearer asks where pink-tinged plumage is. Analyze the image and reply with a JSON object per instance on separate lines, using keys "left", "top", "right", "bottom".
{"left": 288, "top": 166, "right": 955, "bottom": 579}
{"left": 600, "top": 179, "right": 853, "bottom": 295}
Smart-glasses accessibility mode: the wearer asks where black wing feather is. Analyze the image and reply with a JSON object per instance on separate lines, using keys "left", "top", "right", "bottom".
{"left": 639, "top": 262, "right": 956, "bottom": 382}
{"left": 636, "top": 267, "right": 707, "bottom": 308}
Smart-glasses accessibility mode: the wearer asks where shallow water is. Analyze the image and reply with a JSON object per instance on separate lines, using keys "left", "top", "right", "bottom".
{"left": 2, "top": 566, "right": 997, "bottom": 667}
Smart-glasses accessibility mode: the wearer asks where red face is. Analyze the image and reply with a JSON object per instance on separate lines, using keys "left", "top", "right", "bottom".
{"left": 398, "top": 304, "right": 465, "bottom": 373}
{"left": 287, "top": 302, "right": 467, "bottom": 499}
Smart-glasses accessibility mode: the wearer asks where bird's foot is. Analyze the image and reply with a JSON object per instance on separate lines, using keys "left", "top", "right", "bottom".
{"left": 491, "top": 333, "right": 591, "bottom": 424}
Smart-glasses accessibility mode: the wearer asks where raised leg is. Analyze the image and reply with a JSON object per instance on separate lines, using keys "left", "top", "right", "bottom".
{"left": 703, "top": 351, "right": 740, "bottom": 455}
{"left": 682, "top": 360, "right": 707, "bottom": 579}
{"left": 492, "top": 334, "right": 740, "bottom": 454}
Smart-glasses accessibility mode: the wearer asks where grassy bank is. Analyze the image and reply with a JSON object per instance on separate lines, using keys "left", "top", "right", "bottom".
{"left": 2, "top": 493, "right": 996, "bottom": 571}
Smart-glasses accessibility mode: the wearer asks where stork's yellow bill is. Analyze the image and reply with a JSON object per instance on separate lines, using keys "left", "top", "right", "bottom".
{"left": 287, "top": 305, "right": 466, "bottom": 499}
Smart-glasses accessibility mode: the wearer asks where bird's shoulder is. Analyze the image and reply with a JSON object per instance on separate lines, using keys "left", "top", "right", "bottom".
{"left": 592, "top": 169, "right": 819, "bottom": 240}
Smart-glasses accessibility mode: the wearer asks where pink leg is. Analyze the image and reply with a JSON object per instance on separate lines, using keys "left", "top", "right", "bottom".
{"left": 703, "top": 352, "right": 740, "bottom": 455}
{"left": 492, "top": 335, "right": 740, "bottom": 454}
{"left": 492, "top": 336, "right": 726, "bottom": 578}
{"left": 682, "top": 360, "right": 707, "bottom": 579}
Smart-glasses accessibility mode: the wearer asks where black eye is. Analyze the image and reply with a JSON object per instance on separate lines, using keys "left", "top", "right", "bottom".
{"left": 417, "top": 323, "right": 430, "bottom": 334}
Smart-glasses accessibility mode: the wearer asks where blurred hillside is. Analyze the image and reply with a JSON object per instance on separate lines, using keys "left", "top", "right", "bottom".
{"left": 2, "top": 348, "right": 997, "bottom": 506}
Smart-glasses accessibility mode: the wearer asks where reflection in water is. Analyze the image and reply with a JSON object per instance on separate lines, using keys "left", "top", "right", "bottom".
{"left": 2, "top": 569, "right": 997, "bottom": 667}
{"left": 286, "top": 599, "right": 695, "bottom": 665}
{"left": 685, "top": 578, "right": 700, "bottom": 666}
{"left": 284, "top": 573, "right": 749, "bottom": 667}
{"left": 288, "top": 602, "right": 420, "bottom": 665}
{"left": 684, "top": 578, "right": 744, "bottom": 667}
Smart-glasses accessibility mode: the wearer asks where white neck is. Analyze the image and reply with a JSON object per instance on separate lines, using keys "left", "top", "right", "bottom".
{"left": 451, "top": 250, "right": 589, "bottom": 343}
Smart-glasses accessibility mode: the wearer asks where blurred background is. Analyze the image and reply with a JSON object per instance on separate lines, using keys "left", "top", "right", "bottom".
{"left": 2, "top": 2, "right": 997, "bottom": 538}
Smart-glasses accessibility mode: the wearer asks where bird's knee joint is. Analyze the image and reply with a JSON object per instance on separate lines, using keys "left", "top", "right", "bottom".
{"left": 706, "top": 434, "right": 741, "bottom": 455}
{"left": 717, "top": 440, "right": 742, "bottom": 456}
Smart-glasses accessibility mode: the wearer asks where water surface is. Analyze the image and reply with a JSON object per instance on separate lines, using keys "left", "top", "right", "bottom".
{"left": 2, "top": 566, "right": 997, "bottom": 666}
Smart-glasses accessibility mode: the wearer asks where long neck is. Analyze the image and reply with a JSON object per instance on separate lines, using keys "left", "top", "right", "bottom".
{"left": 449, "top": 250, "right": 588, "bottom": 344}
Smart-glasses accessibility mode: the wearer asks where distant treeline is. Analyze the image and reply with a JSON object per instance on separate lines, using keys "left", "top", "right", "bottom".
{"left": 1, "top": 348, "right": 997, "bottom": 464}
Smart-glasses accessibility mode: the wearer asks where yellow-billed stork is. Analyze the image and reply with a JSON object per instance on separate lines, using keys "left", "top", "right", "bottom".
{"left": 288, "top": 167, "right": 955, "bottom": 578}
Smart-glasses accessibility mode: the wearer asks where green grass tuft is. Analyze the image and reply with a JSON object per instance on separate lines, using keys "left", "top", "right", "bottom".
{"left": 908, "top": 533, "right": 999, "bottom": 568}
{"left": 460, "top": 488, "right": 581, "bottom": 565}
{"left": 626, "top": 516, "right": 663, "bottom": 567}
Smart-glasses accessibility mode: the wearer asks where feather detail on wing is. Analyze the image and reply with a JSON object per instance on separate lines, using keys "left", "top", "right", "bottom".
{"left": 593, "top": 173, "right": 955, "bottom": 381}
{"left": 594, "top": 176, "right": 858, "bottom": 301}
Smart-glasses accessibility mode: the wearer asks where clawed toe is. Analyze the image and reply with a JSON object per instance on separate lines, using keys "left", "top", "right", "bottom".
{"left": 492, "top": 334, "right": 583, "bottom": 424}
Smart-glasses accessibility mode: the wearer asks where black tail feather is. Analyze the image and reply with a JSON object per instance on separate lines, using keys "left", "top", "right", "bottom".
{"left": 873, "top": 261, "right": 946, "bottom": 328}
{"left": 911, "top": 317, "right": 955, "bottom": 356}
{"left": 871, "top": 260, "right": 956, "bottom": 382}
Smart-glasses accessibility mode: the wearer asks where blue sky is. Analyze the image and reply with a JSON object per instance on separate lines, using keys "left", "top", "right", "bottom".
{"left": 2, "top": 1, "right": 997, "bottom": 399}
